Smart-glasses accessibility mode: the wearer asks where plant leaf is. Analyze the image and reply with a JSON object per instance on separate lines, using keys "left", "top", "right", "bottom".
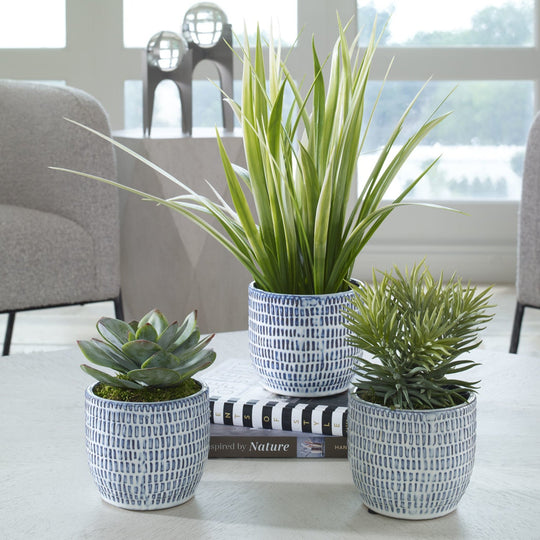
{"left": 172, "top": 349, "right": 217, "bottom": 378}
{"left": 81, "top": 364, "right": 143, "bottom": 389}
{"left": 138, "top": 309, "right": 169, "bottom": 336}
{"left": 157, "top": 321, "right": 180, "bottom": 351}
{"left": 135, "top": 323, "right": 158, "bottom": 342}
{"left": 78, "top": 338, "right": 139, "bottom": 372}
{"left": 121, "top": 340, "right": 161, "bottom": 366}
{"left": 126, "top": 367, "right": 183, "bottom": 388}
{"left": 97, "top": 317, "right": 133, "bottom": 350}
{"left": 141, "top": 350, "right": 180, "bottom": 370}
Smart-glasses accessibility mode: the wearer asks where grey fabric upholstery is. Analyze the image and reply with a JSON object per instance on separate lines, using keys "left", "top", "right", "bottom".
{"left": 0, "top": 80, "right": 121, "bottom": 352}
{"left": 516, "top": 112, "right": 540, "bottom": 307}
{"left": 510, "top": 112, "right": 540, "bottom": 352}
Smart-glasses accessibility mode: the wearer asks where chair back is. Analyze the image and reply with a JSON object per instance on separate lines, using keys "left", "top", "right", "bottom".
{"left": 0, "top": 80, "right": 120, "bottom": 298}
{"left": 517, "top": 112, "right": 540, "bottom": 307}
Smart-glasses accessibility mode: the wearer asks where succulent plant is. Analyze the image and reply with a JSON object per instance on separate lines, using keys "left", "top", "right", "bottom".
{"left": 343, "top": 262, "right": 494, "bottom": 410}
{"left": 78, "top": 309, "right": 215, "bottom": 390}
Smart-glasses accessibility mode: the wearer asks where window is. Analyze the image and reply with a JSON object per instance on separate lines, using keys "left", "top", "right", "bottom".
{"left": 358, "top": 0, "right": 533, "bottom": 46}
{"left": 359, "top": 80, "right": 534, "bottom": 200}
{"left": 123, "top": 0, "right": 297, "bottom": 132}
{"left": 357, "top": 0, "right": 535, "bottom": 200}
{"left": 0, "top": 0, "right": 66, "bottom": 48}
{"left": 123, "top": 0, "right": 298, "bottom": 48}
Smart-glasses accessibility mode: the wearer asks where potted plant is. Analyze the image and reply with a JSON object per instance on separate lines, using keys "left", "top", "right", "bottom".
{"left": 80, "top": 308, "right": 216, "bottom": 511}
{"left": 54, "top": 20, "right": 452, "bottom": 397}
{"left": 343, "top": 262, "right": 493, "bottom": 519}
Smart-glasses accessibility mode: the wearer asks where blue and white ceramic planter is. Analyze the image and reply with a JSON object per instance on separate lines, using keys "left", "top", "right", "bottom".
{"left": 348, "top": 391, "right": 476, "bottom": 520}
{"left": 85, "top": 381, "right": 210, "bottom": 510}
{"left": 248, "top": 282, "right": 358, "bottom": 397}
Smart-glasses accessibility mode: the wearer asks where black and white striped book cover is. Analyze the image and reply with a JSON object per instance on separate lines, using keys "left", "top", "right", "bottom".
{"left": 200, "top": 351, "right": 348, "bottom": 436}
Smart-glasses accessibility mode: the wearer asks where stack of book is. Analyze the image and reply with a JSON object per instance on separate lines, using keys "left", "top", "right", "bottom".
{"left": 199, "top": 350, "right": 348, "bottom": 459}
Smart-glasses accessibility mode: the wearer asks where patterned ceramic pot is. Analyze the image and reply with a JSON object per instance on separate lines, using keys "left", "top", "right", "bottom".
{"left": 248, "top": 281, "right": 358, "bottom": 397}
{"left": 85, "top": 381, "right": 210, "bottom": 510}
{"left": 348, "top": 391, "right": 476, "bottom": 520}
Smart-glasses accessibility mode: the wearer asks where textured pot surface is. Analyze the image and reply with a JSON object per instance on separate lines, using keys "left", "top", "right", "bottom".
{"left": 85, "top": 381, "right": 210, "bottom": 510}
{"left": 348, "top": 391, "right": 476, "bottom": 520}
{"left": 248, "top": 282, "right": 358, "bottom": 397}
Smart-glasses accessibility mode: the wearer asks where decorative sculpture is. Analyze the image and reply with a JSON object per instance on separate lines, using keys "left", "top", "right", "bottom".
{"left": 143, "top": 3, "right": 234, "bottom": 136}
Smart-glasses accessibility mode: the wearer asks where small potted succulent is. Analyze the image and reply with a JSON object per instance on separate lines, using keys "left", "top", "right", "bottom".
{"left": 80, "top": 309, "right": 216, "bottom": 511}
{"left": 343, "top": 262, "right": 493, "bottom": 520}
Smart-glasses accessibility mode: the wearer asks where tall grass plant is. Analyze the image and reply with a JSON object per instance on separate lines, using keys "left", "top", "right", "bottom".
{"left": 54, "top": 19, "right": 452, "bottom": 294}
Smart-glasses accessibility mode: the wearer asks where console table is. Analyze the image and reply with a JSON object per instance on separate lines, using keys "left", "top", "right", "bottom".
{"left": 113, "top": 129, "right": 251, "bottom": 334}
{"left": 1, "top": 332, "right": 539, "bottom": 539}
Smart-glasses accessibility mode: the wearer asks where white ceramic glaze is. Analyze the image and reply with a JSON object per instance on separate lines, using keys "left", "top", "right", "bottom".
{"left": 85, "top": 381, "right": 210, "bottom": 510}
{"left": 348, "top": 391, "right": 476, "bottom": 520}
{"left": 248, "top": 282, "right": 359, "bottom": 397}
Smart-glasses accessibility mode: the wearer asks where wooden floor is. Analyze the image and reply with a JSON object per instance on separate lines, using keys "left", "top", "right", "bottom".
{"left": 2, "top": 284, "right": 540, "bottom": 357}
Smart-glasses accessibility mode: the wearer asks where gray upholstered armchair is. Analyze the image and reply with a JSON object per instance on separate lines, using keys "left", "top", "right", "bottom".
{"left": 510, "top": 112, "right": 540, "bottom": 353}
{"left": 0, "top": 80, "right": 122, "bottom": 355}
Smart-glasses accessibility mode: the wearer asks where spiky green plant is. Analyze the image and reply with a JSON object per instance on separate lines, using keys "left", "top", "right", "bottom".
{"left": 79, "top": 309, "right": 215, "bottom": 394}
{"left": 52, "top": 19, "right": 453, "bottom": 295}
{"left": 342, "top": 262, "right": 494, "bottom": 410}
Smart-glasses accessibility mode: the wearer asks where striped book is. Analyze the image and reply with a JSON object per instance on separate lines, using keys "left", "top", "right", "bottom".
{"left": 209, "top": 423, "right": 347, "bottom": 458}
{"left": 200, "top": 350, "right": 348, "bottom": 436}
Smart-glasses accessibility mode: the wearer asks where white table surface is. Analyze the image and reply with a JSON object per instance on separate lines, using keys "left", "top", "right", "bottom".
{"left": 1, "top": 331, "right": 539, "bottom": 540}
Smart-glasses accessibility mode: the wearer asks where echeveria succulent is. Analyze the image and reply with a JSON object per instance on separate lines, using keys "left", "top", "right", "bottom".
{"left": 78, "top": 309, "right": 215, "bottom": 389}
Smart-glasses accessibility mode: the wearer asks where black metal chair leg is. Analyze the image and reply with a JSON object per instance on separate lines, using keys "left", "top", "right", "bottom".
{"left": 113, "top": 291, "right": 124, "bottom": 321}
{"left": 2, "top": 312, "right": 16, "bottom": 356}
{"left": 509, "top": 302, "right": 525, "bottom": 353}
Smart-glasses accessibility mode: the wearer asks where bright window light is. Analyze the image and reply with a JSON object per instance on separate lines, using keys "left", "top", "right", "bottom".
{"left": 358, "top": 81, "right": 534, "bottom": 200}
{"left": 358, "top": 0, "right": 533, "bottom": 46}
{"left": 0, "top": 0, "right": 66, "bottom": 48}
{"left": 123, "top": 0, "right": 297, "bottom": 47}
